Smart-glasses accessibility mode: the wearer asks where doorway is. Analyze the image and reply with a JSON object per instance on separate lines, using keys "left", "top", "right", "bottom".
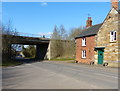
{"left": 95, "top": 47, "right": 105, "bottom": 64}
{"left": 98, "top": 50, "right": 104, "bottom": 64}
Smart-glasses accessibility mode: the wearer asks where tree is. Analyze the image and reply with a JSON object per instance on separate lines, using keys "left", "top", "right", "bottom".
{"left": 27, "top": 45, "right": 36, "bottom": 58}
{"left": 69, "top": 26, "right": 85, "bottom": 40}
{"left": 2, "top": 20, "right": 19, "bottom": 35}
{"left": 51, "top": 25, "right": 61, "bottom": 58}
{"left": 51, "top": 25, "right": 70, "bottom": 59}
{"left": 22, "top": 45, "right": 36, "bottom": 58}
{"left": 51, "top": 25, "right": 60, "bottom": 39}
{"left": 59, "top": 25, "right": 67, "bottom": 40}
{"left": 2, "top": 20, "right": 19, "bottom": 61}
{"left": 50, "top": 25, "right": 85, "bottom": 59}
{"left": 66, "top": 26, "right": 85, "bottom": 58}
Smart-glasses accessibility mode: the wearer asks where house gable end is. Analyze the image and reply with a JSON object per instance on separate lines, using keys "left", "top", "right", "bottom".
{"left": 95, "top": 7, "right": 119, "bottom": 62}
{"left": 98, "top": 7, "right": 119, "bottom": 31}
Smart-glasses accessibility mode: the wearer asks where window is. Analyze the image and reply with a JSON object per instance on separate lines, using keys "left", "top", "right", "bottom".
{"left": 82, "top": 37, "right": 86, "bottom": 46}
{"left": 110, "top": 31, "right": 117, "bottom": 42}
{"left": 82, "top": 50, "right": 86, "bottom": 58}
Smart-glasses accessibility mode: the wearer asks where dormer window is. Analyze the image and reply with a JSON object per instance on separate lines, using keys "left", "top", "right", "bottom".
{"left": 110, "top": 31, "right": 117, "bottom": 42}
{"left": 82, "top": 37, "right": 86, "bottom": 46}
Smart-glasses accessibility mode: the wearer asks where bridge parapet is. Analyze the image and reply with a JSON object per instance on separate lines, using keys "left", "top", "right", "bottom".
{"left": 2, "top": 34, "right": 50, "bottom": 45}
{"left": 18, "top": 32, "right": 51, "bottom": 38}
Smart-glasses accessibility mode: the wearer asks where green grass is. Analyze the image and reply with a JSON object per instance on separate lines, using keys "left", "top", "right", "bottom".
{"left": 24, "top": 56, "right": 35, "bottom": 59}
{"left": 2, "top": 60, "right": 23, "bottom": 67}
{"left": 49, "top": 58, "right": 75, "bottom": 61}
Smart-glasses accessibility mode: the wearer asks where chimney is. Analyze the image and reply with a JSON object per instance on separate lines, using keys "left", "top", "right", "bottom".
{"left": 86, "top": 17, "right": 92, "bottom": 28}
{"left": 111, "top": 0, "right": 118, "bottom": 10}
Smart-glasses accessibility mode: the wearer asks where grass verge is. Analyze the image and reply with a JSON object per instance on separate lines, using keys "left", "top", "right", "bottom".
{"left": 49, "top": 58, "right": 75, "bottom": 61}
{"left": 2, "top": 60, "right": 23, "bottom": 67}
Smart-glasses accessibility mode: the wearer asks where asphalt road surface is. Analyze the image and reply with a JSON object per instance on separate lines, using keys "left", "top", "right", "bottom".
{"left": 2, "top": 61, "right": 119, "bottom": 89}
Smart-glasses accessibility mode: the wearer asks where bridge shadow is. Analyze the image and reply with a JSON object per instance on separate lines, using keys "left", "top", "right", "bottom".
{"left": 15, "top": 58, "right": 44, "bottom": 64}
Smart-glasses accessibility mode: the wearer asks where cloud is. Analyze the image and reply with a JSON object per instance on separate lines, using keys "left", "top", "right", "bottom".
{"left": 40, "top": 2, "right": 48, "bottom": 6}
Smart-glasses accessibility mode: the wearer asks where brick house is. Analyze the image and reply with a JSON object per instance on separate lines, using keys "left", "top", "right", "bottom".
{"left": 75, "top": 0, "right": 119, "bottom": 65}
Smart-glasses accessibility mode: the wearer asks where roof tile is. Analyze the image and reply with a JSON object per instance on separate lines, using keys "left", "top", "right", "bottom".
{"left": 75, "top": 23, "right": 102, "bottom": 39}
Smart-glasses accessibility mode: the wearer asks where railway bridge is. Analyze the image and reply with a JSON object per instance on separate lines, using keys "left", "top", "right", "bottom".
{"left": 3, "top": 34, "right": 50, "bottom": 60}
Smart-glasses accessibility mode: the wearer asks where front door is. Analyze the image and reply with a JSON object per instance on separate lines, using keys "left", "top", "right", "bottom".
{"left": 98, "top": 50, "right": 104, "bottom": 64}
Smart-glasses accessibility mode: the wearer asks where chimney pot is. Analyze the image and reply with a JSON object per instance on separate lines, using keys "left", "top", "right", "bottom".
{"left": 111, "top": 0, "right": 118, "bottom": 10}
{"left": 88, "top": 17, "right": 91, "bottom": 20}
{"left": 86, "top": 17, "right": 92, "bottom": 28}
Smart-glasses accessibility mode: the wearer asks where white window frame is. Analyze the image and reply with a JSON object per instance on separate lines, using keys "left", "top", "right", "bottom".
{"left": 82, "top": 37, "right": 86, "bottom": 46}
{"left": 110, "top": 31, "right": 117, "bottom": 42}
{"left": 82, "top": 50, "right": 86, "bottom": 58}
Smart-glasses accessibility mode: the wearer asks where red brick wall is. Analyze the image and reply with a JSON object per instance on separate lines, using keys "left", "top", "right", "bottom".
{"left": 75, "top": 35, "right": 96, "bottom": 64}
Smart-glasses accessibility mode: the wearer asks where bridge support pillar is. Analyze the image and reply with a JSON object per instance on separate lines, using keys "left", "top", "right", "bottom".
{"left": 36, "top": 43, "right": 49, "bottom": 60}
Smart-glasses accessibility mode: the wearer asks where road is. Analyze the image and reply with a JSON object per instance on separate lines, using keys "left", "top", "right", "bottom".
{"left": 2, "top": 61, "right": 119, "bottom": 89}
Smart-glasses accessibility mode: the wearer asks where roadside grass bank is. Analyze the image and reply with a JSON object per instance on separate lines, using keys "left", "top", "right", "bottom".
{"left": 2, "top": 60, "right": 23, "bottom": 67}
{"left": 48, "top": 58, "right": 75, "bottom": 64}
{"left": 49, "top": 58, "right": 75, "bottom": 61}
{"left": 23, "top": 56, "right": 35, "bottom": 59}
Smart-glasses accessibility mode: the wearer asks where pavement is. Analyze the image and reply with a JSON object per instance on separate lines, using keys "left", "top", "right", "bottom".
{"left": 2, "top": 60, "right": 119, "bottom": 89}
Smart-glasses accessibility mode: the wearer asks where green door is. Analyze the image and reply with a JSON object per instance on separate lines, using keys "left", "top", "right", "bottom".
{"left": 98, "top": 50, "right": 104, "bottom": 64}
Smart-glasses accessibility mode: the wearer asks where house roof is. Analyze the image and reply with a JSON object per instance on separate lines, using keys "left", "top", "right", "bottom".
{"left": 75, "top": 7, "right": 119, "bottom": 39}
{"left": 75, "top": 23, "right": 102, "bottom": 39}
{"left": 117, "top": 9, "right": 120, "bottom": 14}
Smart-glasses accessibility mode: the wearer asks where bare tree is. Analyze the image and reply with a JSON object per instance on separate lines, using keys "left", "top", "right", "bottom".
{"left": 2, "top": 20, "right": 19, "bottom": 61}
{"left": 2, "top": 20, "right": 19, "bottom": 35}
{"left": 69, "top": 26, "right": 85, "bottom": 40}
{"left": 51, "top": 25, "right": 73, "bottom": 59}
{"left": 51, "top": 25, "right": 62, "bottom": 58}
{"left": 59, "top": 25, "right": 67, "bottom": 39}
{"left": 50, "top": 24, "right": 85, "bottom": 60}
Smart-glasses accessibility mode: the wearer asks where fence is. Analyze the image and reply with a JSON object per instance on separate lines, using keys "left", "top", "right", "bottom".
{"left": 2, "top": 32, "right": 52, "bottom": 38}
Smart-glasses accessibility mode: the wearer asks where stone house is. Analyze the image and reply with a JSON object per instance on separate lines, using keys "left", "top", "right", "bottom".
{"left": 75, "top": 0, "right": 119, "bottom": 65}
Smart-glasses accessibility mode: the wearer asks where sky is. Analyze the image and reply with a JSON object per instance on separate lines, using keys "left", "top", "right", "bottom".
{"left": 2, "top": 2, "right": 111, "bottom": 37}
